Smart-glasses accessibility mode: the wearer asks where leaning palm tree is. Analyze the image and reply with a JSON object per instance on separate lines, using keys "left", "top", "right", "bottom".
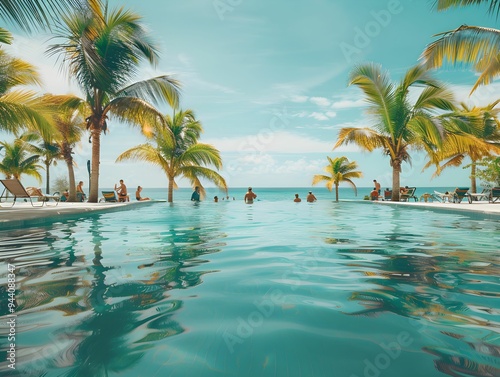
{"left": 312, "top": 156, "right": 362, "bottom": 202}
{"left": 425, "top": 100, "right": 500, "bottom": 192}
{"left": 0, "top": 49, "right": 54, "bottom": 139}
{"left": 116, "top": 109, "right": 227, "bottom": 203}
{"left": 421, "top": 0, "right": 500, "bottom": 93}
{"left": 0, "top": 133, "right": 42, "bottom": 182}
{"left": 48, "top": 0, "right": 180, "bottom": 202}
{"left": 334, "top": 63, "right": 456, "bottom": 201}
{"left": 30, "top": 140, "right": 61, "bottom": 194}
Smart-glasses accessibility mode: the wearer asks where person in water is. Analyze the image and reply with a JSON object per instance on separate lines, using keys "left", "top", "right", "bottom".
{"left": 244, "top": 187, "right": 257, "bottom": 204}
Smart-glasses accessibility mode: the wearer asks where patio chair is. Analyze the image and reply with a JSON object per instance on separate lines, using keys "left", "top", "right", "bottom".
{"left": 452, "top": 187, "right": 470, "bottom": 203}
{"left": 400, "top": 187, "right": 417, "bottom": 202}
{"left": 383, "top": 189, "right": 392, "bottom": 201}
{"left": 468, "top": 188, "right": 491, "bottom": 203}
{"left": 100, "top": 191, "right": 119, "bottom": 202}
{"left": 0, "top": 179, "right": 60, "bottom": 207}
{"left": 489, "top": 187, "right": 500, "bottom": 203}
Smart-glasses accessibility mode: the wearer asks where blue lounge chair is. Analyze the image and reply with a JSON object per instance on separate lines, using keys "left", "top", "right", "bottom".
{"left": 489, "top": 187, "right": 500, "bottom": 203}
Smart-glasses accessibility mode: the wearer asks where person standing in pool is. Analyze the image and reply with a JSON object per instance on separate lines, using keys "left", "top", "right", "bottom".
{"left": 244, "top": 187, "right": 257, "bottom": 204}
{"left": 306, "top": 191, "right": 317, "bottom": 202}
{"left": 191, "top": 186, "right": 201, "bottom": 202}
{"left": 294, "top": 193, "right": 301, "bottom": 202}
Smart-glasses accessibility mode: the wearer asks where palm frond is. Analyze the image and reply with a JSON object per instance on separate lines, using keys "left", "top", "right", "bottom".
{"left": 117, "top": 76, "right": 181, "bottom": 109}
{"left": 334, "top": 127, "right": 387, "bottom": 151}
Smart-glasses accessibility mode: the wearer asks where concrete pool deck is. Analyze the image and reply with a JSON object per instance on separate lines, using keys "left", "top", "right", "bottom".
{"left": 1, "top": 198, "right": 499, "bottom": 230}
{"left": 0, "top": 200, "right": 165, "bottom": 230}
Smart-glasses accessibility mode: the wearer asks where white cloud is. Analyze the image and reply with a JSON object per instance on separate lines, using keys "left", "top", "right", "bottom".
{"left": 204, "top": 131, "right": 334, "bottom": 153}
{"left": 310, "top": 96, "right": 331, "bottom": 107}
{"left": 331, "top": 98, "right": 365, "bottom": 109}
{"left": 309, "top": 112, "right": 329, "bottom": 121}
{"left": 290, "top": 95, "right": 308, "bottom": 103}
{"left": 325, "top": 111, "right": 337, "bottom": 118}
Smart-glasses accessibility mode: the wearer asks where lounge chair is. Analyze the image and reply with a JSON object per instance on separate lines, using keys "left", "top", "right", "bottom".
{"left": 468, "top": 188, "right": 490, "bottom": 203}
{"left": 400, "top": 187, "right": 417, "bottom": 202}
{"left": 489, "top": 187, "right": 500, "bottom": 203}
{"left": 0, "top": 179, "right": 60, "bottom": 207}
{"left": 452, "top": 187, "right": 470, "bottom": 203}
{"left": 433, "top": 190, "right": 454, "bottom": 203}
{"left": 100, "top": 191, "right": 119, "bottom": 202}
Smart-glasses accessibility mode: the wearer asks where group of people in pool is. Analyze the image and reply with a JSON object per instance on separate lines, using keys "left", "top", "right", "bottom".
{"left": 190, "top": 186, "right": 318, "bottom": 204}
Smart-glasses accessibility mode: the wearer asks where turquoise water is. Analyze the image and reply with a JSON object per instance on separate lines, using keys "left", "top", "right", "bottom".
{"left": 0, "top": 191, "right": 499, "bottom": 377}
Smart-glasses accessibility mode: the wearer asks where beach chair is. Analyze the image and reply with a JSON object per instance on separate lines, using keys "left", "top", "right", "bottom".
{"left": 468, "top": 188, "right": 490, "bottom": 203}
{"left": 489, "top": 187, "right": 500, "bottom": 203}
{"left": 0, "top": 179, "right": 60, "bottom": 207}
{"left": 100, "top": 191, "right": 119, "bottom": 202}
{"left": 452, "top": 187, "right": 470, "bottom": 203}
{"left": 433, "top": 190, "right": 454, "bottom": 203}
{"left": 400, "top": 187, "right": 417, "bottom": 202}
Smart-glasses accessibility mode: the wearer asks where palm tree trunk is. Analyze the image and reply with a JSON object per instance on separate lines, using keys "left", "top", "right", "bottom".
{"left": 470, "top": 161, "right": 477, "bottom": 193}
{"left": 335, "top": 184, "right": 339, "bottom": 202}
{"left": 88, "top": 130, "right": 101, "bottom": 203}
{"left": 45, "top": 160, "right": 50, "bottom": 194}
{"left": 168, "top": 177, "right": 174, "bottom": 203}
{"left": 391, "top": 163, "right": 401, "bottom": 201}
{"left": 64, "top": 149, "right": 77, "bottom": 202}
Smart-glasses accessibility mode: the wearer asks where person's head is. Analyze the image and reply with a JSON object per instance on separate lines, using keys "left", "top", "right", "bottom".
{"left": 248, "top": 187, "right": 252, "bottom": 191}
{"left": 79, "top": 181, "right": 83, "bottom": 185}
{"left": 195, "top": 186, "right": 200, "bottom": 191}
{"left": 214, "top": 196, "right": 218, "bottom": 201}
{"left": 137, "top": 186, "right": 142, "bottom": 191}
{"left": 295, "top": 193, "right": 299, "bottom": 198}
{"left": 120, "top": 179, "right": 124, "bottom": 184}
{"left": 373, "top": 179, "right": 377, "bottom": 182}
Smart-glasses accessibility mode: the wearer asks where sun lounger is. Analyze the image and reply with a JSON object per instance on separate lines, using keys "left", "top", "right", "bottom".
{"left": 489, "top": 187, "right": 500, "bottom": 203}
{"left": 433, "top": 190, "right": 454, "bottom": 203}
{"left": 400, "top": 187, "right": 417, "bottom": 202}
{"left": 468, "top": 188, "right": 490, "bottom": 203}
{"left": 0, "top": 179, "right": 60, "bottom": 207}
{"left": 453, "top": 187, "right": 470, "bottom": 203}
{"left": 100, "top": 191, "right": 119, "bottom": 202}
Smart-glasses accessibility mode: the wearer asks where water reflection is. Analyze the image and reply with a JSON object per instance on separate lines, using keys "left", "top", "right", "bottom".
{"left": 0, "top": 208, "right": 225, "bottom": 376}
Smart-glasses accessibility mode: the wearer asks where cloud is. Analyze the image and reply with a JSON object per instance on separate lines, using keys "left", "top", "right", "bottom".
{"left": 309, "top": 112, "right": 329, "bottom": 121}
{"left": 310, "top": 96, "right": 331, "bottom": 107}
{"left": 331, "top": 98, "right": 365, "bottom": 109}
{"left": 204, "top": 131, "right": 335, "bottom": 153}
{"left": 290, "top": 95, "right": 308, "bottom": 103}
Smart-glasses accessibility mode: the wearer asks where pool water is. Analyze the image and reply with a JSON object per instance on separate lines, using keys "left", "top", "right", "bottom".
{"left": 0, "top": 199, "right": 499, "bottom": 377}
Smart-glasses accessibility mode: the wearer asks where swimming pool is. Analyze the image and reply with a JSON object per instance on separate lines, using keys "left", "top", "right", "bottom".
{"left": 0, "top": 199, "right": 499, "bottom": 376}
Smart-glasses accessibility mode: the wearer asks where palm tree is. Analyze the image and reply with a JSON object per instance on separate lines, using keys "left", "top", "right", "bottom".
{"left": 31, "top": 140, "right": 61, "bottom": 194}
{"left": 425, "top": 101, "right": 500, "bottom": 192}
{"left": 0, "top": 133, "right": 42, "bottom": 182}
{"left": 312, "top": 156, "right": 362, "bottom": 202}
{"left": 0, "top": 0, "right": 89, "bottom": 32}
{"left": 48, "top": 0, "right": 180, "bottom": 202}
{"left": 0, "top": 49, "right": 54, "bottom": 139}
{"left": 334, "top": 63, "right": 456, "bottom": 201}
{"left": 421, "top": 0, "right": 500, "bottom": 93}
{"left": 116, "top": 109, "right": 227, "bottom": 203}
{"left": 52, "top": 104, "right": 86, "bottom": 202}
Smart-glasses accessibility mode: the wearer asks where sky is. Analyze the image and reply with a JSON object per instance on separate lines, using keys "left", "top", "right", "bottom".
{"left": 2, "top": 0, "right": 500, "bottom": 190}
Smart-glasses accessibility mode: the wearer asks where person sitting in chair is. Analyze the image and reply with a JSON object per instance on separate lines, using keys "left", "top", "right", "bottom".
{"left": 115, "top": 179, "right": 129, "bottom": 202}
